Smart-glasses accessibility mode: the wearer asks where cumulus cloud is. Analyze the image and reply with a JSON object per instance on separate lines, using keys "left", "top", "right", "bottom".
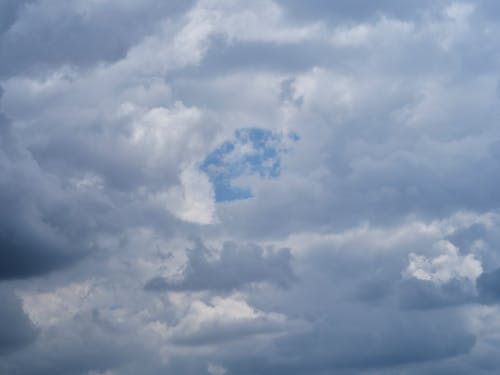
{"left": 477, "top": 268, "right": 500, "bottom": 303}
{"left": 2, "top": 0, "right": 500, "bottom": 374}
{"left": 404, "top": 240, "right": 482, "bottom": 284}
{"left": 145, "top": 240, "right": 295, "bottom": 292}
{"left": 0, "top": 0, "right": 196, "bottom": 76}
{"left": 0, "top": 100, "right": 94, "bottom": 279}
{"left": 0, "top": 288, "right": 37, "bottom": 355}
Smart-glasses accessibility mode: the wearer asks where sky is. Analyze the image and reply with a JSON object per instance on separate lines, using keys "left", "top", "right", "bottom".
{"left": 2, "top": 0, "right": 500, "bottom": 374}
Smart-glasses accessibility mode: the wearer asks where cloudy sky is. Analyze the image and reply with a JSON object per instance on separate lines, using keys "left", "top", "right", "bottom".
{"left": 2, "top": 0, "right": 500, "bottom": 374}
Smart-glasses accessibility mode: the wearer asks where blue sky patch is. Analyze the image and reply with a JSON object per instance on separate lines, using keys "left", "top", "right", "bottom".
{"left": 201, "top": 128, "right": 295, "bottom": 202}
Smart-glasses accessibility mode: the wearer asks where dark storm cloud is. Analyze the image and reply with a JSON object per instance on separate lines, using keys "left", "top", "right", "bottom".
{"left": 0, "top": 114, "right": 75, "bottom": 278}
{"left": 0, "top": 98, "right": 105, "bottom": 279}
{"left": 0, "top": 0, "right": 195, "bottom": 77}
{"left": 223, "top": 309, "right": 475, "bottom": 374}
{"left": 145, "top": 240, "right": 295, "bottom": 292}
{"left": 0, "top": 288, "right": 37, "bottom": 355}
{"left": 0, "top": 233, "right": 80, "bottom": 280}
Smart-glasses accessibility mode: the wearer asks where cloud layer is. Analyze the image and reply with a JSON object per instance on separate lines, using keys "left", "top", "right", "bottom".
{"left": 2, "top": 0, "right": 500, "bottom": 374}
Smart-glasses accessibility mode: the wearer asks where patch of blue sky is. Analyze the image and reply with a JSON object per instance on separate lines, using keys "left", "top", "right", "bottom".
{"left": 201, "top": 128, "right": 297, "bottom": 202}
{"left": 288, "top": 131, "right": 300, "bottom": 142}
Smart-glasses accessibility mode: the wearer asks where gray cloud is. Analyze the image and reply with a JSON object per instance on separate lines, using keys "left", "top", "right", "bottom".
{"left": 0, "top": 0, "right": 195, "bottom": 77}
{"left": 0, "top": 0, "right": 32, "bottom": 36}
{"left": 145, "top": 240, "right": 295, "bottom": 292}
{"left": 2, "top": 0, "right": 500, "bottom": 374}
{"left": 276, "top": 0, "right": 441, "bottom": 22}
{"left": 0, "top": 110, "right": 87, "bottom": 279}
{"left": 0, "top": 288, "right": 37, "bottom": 355}
{"left": 477, "top": 268, "right": 500, "bottom": 303}
{"left": 274, "top": 311, "right": 475, "bottom": 371}
{"left": 397, "top": 277, "right": 477, "bottom": 310}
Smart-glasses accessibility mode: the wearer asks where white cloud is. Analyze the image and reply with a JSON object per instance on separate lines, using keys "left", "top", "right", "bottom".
{"left": 157, "top": 165, "right": 216, "bottom": 224}
{"left": 20, "top": 281, "right": 95, "bottom": 327}
{"left": 330, "top": 17, "right": 414, "bottom": 46}
{"left": 405, "top": 240, "right": 482, "bottom": 284}
{"left": 208, "top": 362, "right": 227, "bottom": 375}
{"left": 3, "top": 1, "right": 500, "bottom": 374}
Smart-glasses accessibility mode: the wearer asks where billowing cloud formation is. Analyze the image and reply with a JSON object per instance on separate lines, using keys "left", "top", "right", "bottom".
{"left": 0, "top": 0, "right": 195, "bottom": 76}
{"left": 145, "top": 240, "right": 295, "bottom": 292}
{"left": 2, "top": 0, "right": 500, "bottom": 374}
{"left": 0, "top": 102, "right": 92, "bottom": 279}
{"left": 0, "top": 287, "right": 37, "bottom": 355}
